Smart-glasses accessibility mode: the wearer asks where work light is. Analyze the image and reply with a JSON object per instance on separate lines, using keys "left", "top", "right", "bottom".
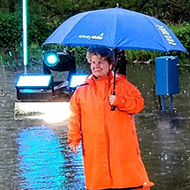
{"left": 43, "top": 50, "right": 70, "bottom": 72}
{"left": 69, "top": 75, "right": 87, "bottom": 90}
{"left": 15, "top": 74, "right": 54, "bottom": 101}
{"left": 16, "top": 74, "right": 53, "bottom": 89}
{"left": 43, "top": 52, "right": 59, "bottom": 67}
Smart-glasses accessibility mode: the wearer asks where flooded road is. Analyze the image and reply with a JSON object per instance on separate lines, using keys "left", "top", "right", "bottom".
{"left": 0, "top": 64, "right": 190, "bottom": 190}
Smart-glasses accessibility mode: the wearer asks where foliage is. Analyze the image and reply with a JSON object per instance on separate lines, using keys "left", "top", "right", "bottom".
{"left": 28, "top": 15, "right": 54, "bottom": 46}
{"left": 0, "top": 12, "right": 54, "bottom": 48}
{"left": 26, "top": 0, "right": 190, "bottom": 24}
{"left": 168, "top": 22, "right": 190, "bottom": 66}
{"left": 0, "top": 0, "right": 189, "bottom": 69}
{"left": 0, "top": 12, "right": 22, "bottom": 49}
{"left": 72, "top": 46, "right": 90, "bottom": 73}
{"left": 129, "top": 0, "right": 190, "bottom": 24}
{"left": 169, "top": 22, "right": 190, "bottom": 53}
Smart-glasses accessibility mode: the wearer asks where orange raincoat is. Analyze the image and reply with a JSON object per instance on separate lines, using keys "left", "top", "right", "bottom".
{"left": 68, "top": 72, "right": 154, "bottom": 190}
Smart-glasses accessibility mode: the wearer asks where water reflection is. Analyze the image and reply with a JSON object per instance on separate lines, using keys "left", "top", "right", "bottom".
{"left": 17, "top": 126, "right": 65, "bottom": 189}
{"left": 16, "top": 125, "right": 85, "bottom": 190}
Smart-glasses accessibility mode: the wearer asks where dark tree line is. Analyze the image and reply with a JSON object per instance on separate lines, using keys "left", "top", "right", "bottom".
{"left": 0, "top": 0, "right": 190, "bottom": 24}
{"left": 0, "top": 0, "right": 189, "bottom": 52}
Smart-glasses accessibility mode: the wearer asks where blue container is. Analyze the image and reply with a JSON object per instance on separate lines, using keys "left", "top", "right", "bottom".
{"left": 155, "top": 56, "right": 179, "bottom": 95}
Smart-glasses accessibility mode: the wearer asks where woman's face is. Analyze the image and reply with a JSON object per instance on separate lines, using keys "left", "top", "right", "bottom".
{"left": 90, "top": 55, "right": 113, "bottom": 78}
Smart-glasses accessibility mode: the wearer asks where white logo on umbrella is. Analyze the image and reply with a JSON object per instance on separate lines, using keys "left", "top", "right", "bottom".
{"left": 78, "top": 33, "right": 104, "bottom": 40}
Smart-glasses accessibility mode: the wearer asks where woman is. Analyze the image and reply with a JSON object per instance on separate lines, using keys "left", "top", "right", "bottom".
{"left": 68, "top": 46, "right": 154, "bottom": 190}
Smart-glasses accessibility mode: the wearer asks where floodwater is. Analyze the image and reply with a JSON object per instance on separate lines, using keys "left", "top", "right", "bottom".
{"left": 0, "top": 63, "right": 190, "bottom": 190}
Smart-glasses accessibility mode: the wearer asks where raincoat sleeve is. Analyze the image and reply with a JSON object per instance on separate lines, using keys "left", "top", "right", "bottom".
{"left": 113, "top": 80, "right": 144, "bottom": 114}
{"left": 67, "top": 88, "right": 81, "bottom": 146}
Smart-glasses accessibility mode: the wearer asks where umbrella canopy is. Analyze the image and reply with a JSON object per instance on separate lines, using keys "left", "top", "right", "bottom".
{"left": 43, "top": 7, "right": 187, "bottom": 53}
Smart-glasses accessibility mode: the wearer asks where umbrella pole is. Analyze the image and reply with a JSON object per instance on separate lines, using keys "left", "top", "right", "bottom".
{"left": 111, "top": 48, "right": 119, "bottom": 111}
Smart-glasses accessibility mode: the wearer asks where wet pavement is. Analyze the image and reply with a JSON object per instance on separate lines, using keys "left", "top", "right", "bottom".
{"left": 0, "top": 64, "right": 190, "bottom": 190}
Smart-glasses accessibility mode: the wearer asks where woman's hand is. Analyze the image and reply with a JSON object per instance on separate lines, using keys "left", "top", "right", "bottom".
{"left": 69, "top": 144, "right": 79, "bottom": 154}
{"left": 109, "top": 95, "right": 116, "bottom": 105}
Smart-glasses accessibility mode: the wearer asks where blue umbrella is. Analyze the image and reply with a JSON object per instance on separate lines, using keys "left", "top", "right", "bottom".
{"left": 43, "top": 7, "right": 187, "bottom": 111}
{"left": 43, "top": 7, "right": 187, "bottom": 53}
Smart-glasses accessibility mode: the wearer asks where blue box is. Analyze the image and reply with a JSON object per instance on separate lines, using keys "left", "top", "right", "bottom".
{"left": 155, "top": 56, "right": 179, "bottom": 95}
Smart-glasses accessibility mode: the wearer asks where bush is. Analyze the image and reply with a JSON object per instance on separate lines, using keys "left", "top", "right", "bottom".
{"left": 169, "top": 22, "right": 190, "bottom": 53}
{"left": 0, "top": 12, "right": 54, "bottom": 49}
{"left": 28, "top": 15, "right": 54, "bottom": 45}
{"left": 168, "top": 22, "right": 190, "bottom": 66}
{"left": 0, "top": 12, "right": 22, "bottom": 49}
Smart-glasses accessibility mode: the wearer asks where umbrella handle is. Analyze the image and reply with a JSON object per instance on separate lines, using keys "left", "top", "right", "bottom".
{"left": 111, "top": 48, "right": 118, "bottom": 111}
{"left": 111, "top": 91, "right": 116, "bottom": 111}
{"left": 111, "top": 105, "right": 116, "bottom": 111}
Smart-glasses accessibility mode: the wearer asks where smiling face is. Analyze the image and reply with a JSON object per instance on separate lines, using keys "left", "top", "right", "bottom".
{"left": 90, "top": 55, "right": 113, "bottom": 78}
